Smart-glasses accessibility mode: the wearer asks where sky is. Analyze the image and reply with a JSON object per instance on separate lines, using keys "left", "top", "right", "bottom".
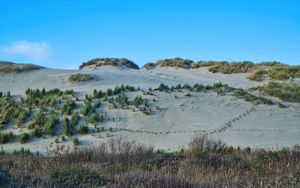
{"left": 0, "top": 0, "right": 300, "bottom": 69}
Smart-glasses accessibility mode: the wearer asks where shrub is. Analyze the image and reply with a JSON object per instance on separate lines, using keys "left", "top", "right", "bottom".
{"left": 71, "top": 112, "right": 80, "bottom": 126}
{"left": 232, "top": 90, "right": 273, "bottom": 105}
{"left": 16, "top": 110, "right": 29, "bottom": 127}
{"left": 63, "top": 118, "right": 73, "bottom": 136}
{"left": 80, "top": 101, "right": 92, "bottom": 115}
{"left": 79, "top": 58, "right": 139, "bottom": 70}
{"left": 88, "top": 113, "right": 100, "bottom": 125}
{"left": 68, "top": 73, "right": 93, "bottom": 82}
{"left": 106, "top": 88, "right": 113, "bottom": 96}
{"left": 247, "top": 69, "right": 266, "bottom": 81}
{"left": 31, "top": 128, "right": 42, "bottom": 137}
{"left": 19, "top": 132, "right": 30, "bottom": 144}
{"left": 44, "top": 115, "right": 58, "bottom": 135}
{"left": 157, "top": 83, "right": 169, "bottom": 92}
{"left": 49, "top": 167, "right": 108, "bottom": 187}
{"left": 155, "top": 58, "right": 193, "bottom": 69}
{"left": 72, "top": 138, "right": 79, "bottom": 146}
{"left": 260, "top": 82, "right": 300, "bottom": 102}
{"left": 79, "top": 125, "right": 89, "bottom": 134}
{"left": 62, "top": 100, "right": 76, "bottom": 115}
{"left": 208, "top": 61, "right": 255, "bottom": 74}
{"left": 268, "top": 66, "right": 300, "bottom": 80}
{"left": 133, "top": 96, "right": 143, "bottom": 108}
{"left": 0, "top": 131, "right": 14, "bottom": 144}
{"left": 192, "top": 61, "right": 225, "bottom": 68}
{"left": 116, "top": 93, "right": 129, "bottom": 108}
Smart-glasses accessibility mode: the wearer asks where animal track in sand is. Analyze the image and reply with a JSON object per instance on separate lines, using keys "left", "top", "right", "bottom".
{"left": 94, "top": 106, "right": 258, "bottom": 137}
{"left": 208, "top": 106, "right": 257, "bottom": 135}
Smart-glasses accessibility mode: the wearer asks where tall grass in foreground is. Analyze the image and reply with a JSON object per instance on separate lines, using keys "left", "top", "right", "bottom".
{"left": 1, "top": 136, "right": 300, "bottom": 187}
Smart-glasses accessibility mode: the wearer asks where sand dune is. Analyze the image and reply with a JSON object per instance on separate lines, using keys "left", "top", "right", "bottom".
{"left": 0, "top": 66, "right": 299, "bottom": 154}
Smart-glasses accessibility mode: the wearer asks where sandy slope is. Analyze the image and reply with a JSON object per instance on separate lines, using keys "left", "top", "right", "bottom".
{"left": 0, "top": 66, "right": 299, "bottom": 154}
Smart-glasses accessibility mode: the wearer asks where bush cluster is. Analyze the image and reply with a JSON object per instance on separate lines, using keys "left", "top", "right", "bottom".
{"left": 1, "top": 136, "right": 300, "bottom": 187}
{"left": 260, "top": 82, "right": 300, "bottom": 103}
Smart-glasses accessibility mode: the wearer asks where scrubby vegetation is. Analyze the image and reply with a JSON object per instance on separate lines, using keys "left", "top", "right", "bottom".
{"left": 79, "top": 58, "right": 139, "bottom": 70}
{"left": 208, "top": 61, "right": 255, "bottom": 74}
{"left": 0, "top": 131, "right": 14, "bottom": 144}
{"left": 191, "top": 60, "right": 227, "bottom": 68}
{"left": 68, "top": 73, "right": 93, "bottom": 82}
{"left": 19, "top": 132, "right": 30, "bottom": 144}
{"left": 141, "top": 62, "right": 156, "bottom": 70}
{"left": 0, "top": 81, "right": 293, "bottom": 147}
{"left": 260, "top": 82, "right": 300, "bottom": 103}
{"left": 268, "top": 66, "right": 300, "bottom": 80}
{"left": 155, "top": 58, "right": 193, "bottom": 69}
{"left": 0, "top": 61, "right": 43, "bottom": 74}
{"left": 247, "top": 68, "right": 267, "bottom": 81}
{"left": 232, "top": 90, "right": 274, "bottom": 106}
{"left": 0, "top": 136, "right": 300, "bottom": 187}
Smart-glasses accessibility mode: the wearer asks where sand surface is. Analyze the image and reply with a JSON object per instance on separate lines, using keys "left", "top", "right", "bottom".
{"left": 0, "top": 67, "right": 299, "bottom": 154}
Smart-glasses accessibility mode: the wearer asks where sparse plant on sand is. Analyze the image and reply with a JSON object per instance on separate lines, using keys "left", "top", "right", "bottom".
{"left": 68, "top": 73, "right": 93, "bottom": 82}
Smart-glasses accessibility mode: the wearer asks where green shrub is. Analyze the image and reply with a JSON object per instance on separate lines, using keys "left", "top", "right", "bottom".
{"left": 247, "top": 69, "right": 266, "bottom": 81}
{"left": 260, "top": 82, "right": 300, "bottom": 102}
{"left": 208, "top": 61, "right": 255, "bottom": 74}
{"left": 16, "top": 110, "right": 29, "bottom": 127}
{"left": 157, "top": 83, "right": 169, "bottom": 92}
{"left": 88, "top": 113, "right": 100, "bottom": 125}
{"left": 80, "top": 101, "right": 92, "bottom": 115}
{"left": 72, "top": 138, "right": 79, "bottom": 146}
{"left": 232, "top": 90, "right": 273, "bottom": 105}
{"left": 63, "top": 118, "right": 73, "bottom": 136}
{"left": 68, "top": 73, "right": 93, "bottom": 82}
{"left": 79, "top": 125, "right": 89, "bottom": 134}
{"left": 71, "top": 112, "right": 80, "bottom": 126}
{"left": 268, "top": 66, "right": 300, "bottom": 80}
{"left": 31, "top": 127, "right": 43, "bottom": 137}
{"left": 0, "top": 131, "right": 14, "bottom": 144}
{"left": 133, "top": 96, "right": 143, "bottom": 107}
{"left": 44, "top": 115, "right": 58, "bottom": 135}
{"left": 62, "top": 100, "right": 76, "bottom": 115}
{"left": 19, "top": 132, "right": 30, "bottom": 144}
{"left": 155, "top": 58, "right": 193, "bottom": 69}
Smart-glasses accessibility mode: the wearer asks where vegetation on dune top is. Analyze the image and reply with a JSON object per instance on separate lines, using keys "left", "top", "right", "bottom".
{"left": 0, "top": 61, "right": 43, "bottom": 74}
{"left": 247, "top": 69, "right": 267, "bottom": 81}
{"left": 208, "top": 61, "right": 256, "bottom": 74}
{"left": 268, "top": 66, "right": 300, "bottom": 80}
{"left": 79, "top": 58, "right": 139, "bottom": 70}
{"left": 154, "top": 58, "right": 193, "bottom": 69}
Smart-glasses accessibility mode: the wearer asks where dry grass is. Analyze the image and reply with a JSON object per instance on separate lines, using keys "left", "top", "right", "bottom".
{"left": 1, "top": 136, "right": 300, "bottom": 187}
{"left": 68, "top": 73, "right": 94, "bottom": 82}
{"left": 247, "top": 69, "right": 267, "bottom": 81}
{"left": 79, "top": 58, "right": 139, "bottom": 70}
{"left": 155, "top": 58, "right": 193, "bottom": 69}
{"left": 208, "top": 61, "right": 255, "bottom": 74}
{"left": 0, "top": 61, "right": 43, "bottom": 74}
{"left": 268, "top": 66, "right": 300, "bottom": 80}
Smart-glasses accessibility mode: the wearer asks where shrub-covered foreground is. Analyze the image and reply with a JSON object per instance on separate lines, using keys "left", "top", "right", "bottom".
{"left": 1, "top": 136, "right": 300, "bottom": 187}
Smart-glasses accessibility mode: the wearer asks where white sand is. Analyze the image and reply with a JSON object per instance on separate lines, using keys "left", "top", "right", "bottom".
{"left": 0, "top": 67, "right": 299, "bottom": 154}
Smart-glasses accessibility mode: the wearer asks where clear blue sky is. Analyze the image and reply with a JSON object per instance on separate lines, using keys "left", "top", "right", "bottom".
{"left": 0, "top": 0, "right": 299, "bottom": 69}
